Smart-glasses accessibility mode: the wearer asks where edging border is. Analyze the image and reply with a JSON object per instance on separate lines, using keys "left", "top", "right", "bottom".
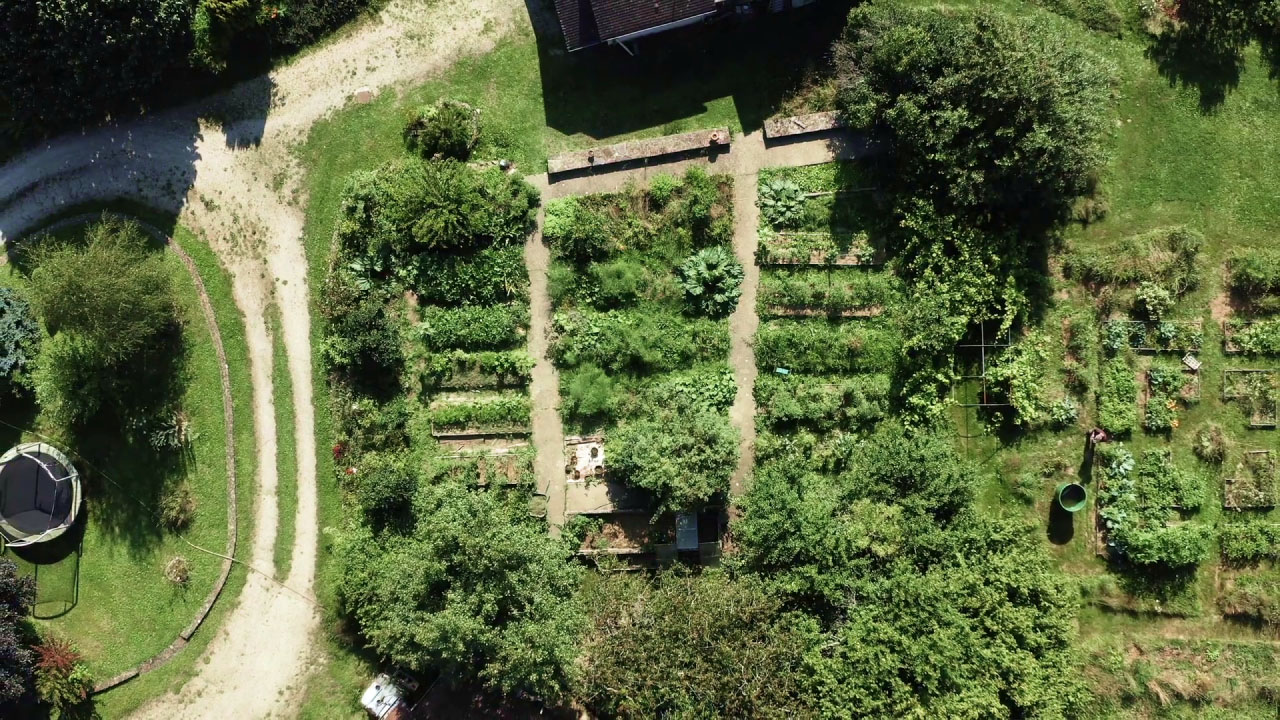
{"left": 21, "top": 213, "right": 240, "bottom": 694}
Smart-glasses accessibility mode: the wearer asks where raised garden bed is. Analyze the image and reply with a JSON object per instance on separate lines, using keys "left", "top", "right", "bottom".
{"left": 1222, "top": 369, "right": 1279, "bottom": 428}
{"left": 1224, "top": 318, "right": 1280, "bottom": 355}
{"left": 1224, "top": 450, "right": 1278, "bottom": 509}
{"left": 1105, "top": 318, "right": 1203, "bottom": 353}
{"left": 758, "top": 232, "right": 879, "bottom": 267}
{"left": 547, "top": 127, "right": 730, "bottom": 175}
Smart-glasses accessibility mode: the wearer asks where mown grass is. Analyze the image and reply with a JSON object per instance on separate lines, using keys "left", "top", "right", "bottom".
{"left": 272, "top": 308, "right": 298, "bottom": 581}
{"left": 0, "top": 213, "right": 255, "bottom": 714}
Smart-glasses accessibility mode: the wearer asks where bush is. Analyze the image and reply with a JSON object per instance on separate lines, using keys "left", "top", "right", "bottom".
{"left": 677, "top": 247, "right": 743, "bottom": 318}
{"left": 353, "top": 450, "right": 419, "bottom": 521}
{"left": 678, "top": 167, "right": 732, "bottom": 247}
{"left": 0, "top": 558, "right": 37, "bottom": 706}
{"left": 159, "top": 482, "right": 196, "bottom": 532}
{"left": 647, "top": 173, "right": 683, "bottom": 207}
{"left": 164, "top": 556, "right": 191, "bottom": 586}
{"left": 544, "top": 196, "right": 612, "bottom": 263}
{"left": 1229, "top": 249, "right": 1280, "bottom": 297}
{"left": 320, "top": 274, "right": 402, "bottom": 386}
{"left": 562, "top": 365, "right": 617, "bottom": 421}
{"left": 408, "top": 245, "right": 528, "bottom": 306}
{"left": 607, "top": 406, "right": 737, "bottom": 513}
{"left": 1050, "top": 397, "right": 1080, "bottom": 428}
{"left": 418, "top": 304, "right": 528, "bottom": 351}
{"left": 986, "top": 332, "right": 1051, "bottom": 427}
{"left": 404, "top": 99, "right": 480, "bottom": 160}
{"left": 1193, "top": 423, "right": 1229, "bottom": 463}
{"left": 28, "top": 216, "right": 182, "bottom": 427}
{"left": 588, "top": 259, "right": 647, "bottom": 309}
{"left": 33, "top": 637, "right": 92, "bottom": 714}
{"left": 272, "top": 0, "right": 377, "bottom": 50}
{"left": 0, "top": 287, "right": 39, "bottom": 393}
{"left": 1135, "top": 282, "right": 1175, "bottom": 322}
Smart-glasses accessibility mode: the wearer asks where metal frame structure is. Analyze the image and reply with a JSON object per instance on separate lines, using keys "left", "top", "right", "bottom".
{"left": 952, "top": 321, "right": 1013, "bottom": 408}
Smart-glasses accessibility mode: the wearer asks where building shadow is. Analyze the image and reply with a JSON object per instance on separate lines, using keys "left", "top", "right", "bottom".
{"left": 202, "top": 74, "right": 275, "bottom": 150}
{"left": 525, "top": 0, "right": 855, "bottom": 140}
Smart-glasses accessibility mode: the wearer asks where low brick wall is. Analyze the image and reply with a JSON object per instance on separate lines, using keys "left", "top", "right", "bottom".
{"left": 548, "top": 127, "right": 731, "bottom": 175}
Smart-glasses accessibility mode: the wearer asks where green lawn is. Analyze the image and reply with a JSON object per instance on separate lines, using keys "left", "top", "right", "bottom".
{"left": 272, "top": 308, "right": 298, "bottom": 581}
{"left": 0, "top": 212, "right": 256, "bottom": 715}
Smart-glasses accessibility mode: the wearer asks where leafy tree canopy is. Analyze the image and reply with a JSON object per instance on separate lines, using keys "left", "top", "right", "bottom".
{"left": 336, "top": 478, "right": 584, "bottom": 700}
{"left": 606, "top": 403, "right": 738, "bottom": 514}
{"left": 578, "top": 570, "right": 816, "bottom": 720}
{"left": 836, "top": 1, "right": 1114, "bottom": 233}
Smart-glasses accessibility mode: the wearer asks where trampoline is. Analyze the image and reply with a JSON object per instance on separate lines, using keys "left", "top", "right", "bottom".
{"left": 0, "top": 443, "right": 81, "bottom": 547}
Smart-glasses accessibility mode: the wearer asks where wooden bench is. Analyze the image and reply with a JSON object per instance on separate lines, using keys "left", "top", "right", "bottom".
{"left": 547, "top": 127, "right": 730, "bottom": 175}
{"left": 763, "top": 111, "right": 845, "bottom": 140}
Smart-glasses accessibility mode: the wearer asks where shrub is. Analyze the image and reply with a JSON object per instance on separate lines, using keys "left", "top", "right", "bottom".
{"left": 29, "top": 216, "right": 182, "bottom": 427}
{"left": 677, "top": 247, "right": 743, "bottom": 318}
{"left": 588, "top": 259, "right": 646, "bottom": 309}
{"left": 0, "top": 558, "right": 37, "bottom": 706}
{"left": 404, "top": 99, "right": 480, "bottom": 160}
{"left": 33, "top": 637, "right": 92, "bottom": 713}
{"left": 320, "top": 274, "right": 402, "bottom": 387}
{"left": 1135, "top": 282, "right": 1175, "bottom": 322}
{"left": 544, "top": 196, "right": 613, "bottom": 263}
{"left": 272, "top": 0, "right": 376, "bottom": 51}
{"left": 648, "top": 173, "right": 683, "bottom": 207}
{"left": 1193, "top": 423, "right": 1229, "bottom": 463}
{"left": 159, "top": 482, "right": 196, "bottom": 532}
{"left": 1228, "top": 248, "right": 1280, "bottom": 297}
{"left": 353, "top": 450, "right": 419, "bottom": 521}
{"left": 679, "top": 167, "right": 732, "bottom": 247}
{"left": 0, "top": 287, "right": 39, "bottom": 393}
{"left": 1098, "top": 357, "right": 1137, "bottom": 435}
{"left": 562, "top": 365, "right": 617, "bottom": 421}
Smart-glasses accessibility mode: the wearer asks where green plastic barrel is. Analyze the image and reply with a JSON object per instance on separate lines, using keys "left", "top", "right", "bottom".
{"left": 1056, "top": 482, "right": 1087, "bottom": 513}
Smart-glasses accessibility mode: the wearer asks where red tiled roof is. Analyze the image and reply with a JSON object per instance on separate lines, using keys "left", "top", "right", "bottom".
{"left": 553, "top": 0, "right": 717, "bottom": 51}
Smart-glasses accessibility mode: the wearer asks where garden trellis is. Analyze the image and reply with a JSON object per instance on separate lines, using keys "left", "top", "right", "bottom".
{"left": 952, "top": 321, "right": 1013, "bottom": 408}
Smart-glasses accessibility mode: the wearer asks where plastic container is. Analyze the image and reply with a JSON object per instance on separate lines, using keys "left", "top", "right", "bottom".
{"left": 1056, "top": 482, "right": 1087, "bottom": 513}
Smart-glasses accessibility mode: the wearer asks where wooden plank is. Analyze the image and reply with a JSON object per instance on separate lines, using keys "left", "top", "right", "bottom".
{"left": 763, "top": 111, "right": 845, "bottom": 139}
{"left": 547, "top": 127, "right": 730, "bottom": 175}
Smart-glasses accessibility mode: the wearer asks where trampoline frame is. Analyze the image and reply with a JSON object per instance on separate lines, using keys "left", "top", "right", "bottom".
{"left": 0, "top": 442, "right": 82, "bottom": 547}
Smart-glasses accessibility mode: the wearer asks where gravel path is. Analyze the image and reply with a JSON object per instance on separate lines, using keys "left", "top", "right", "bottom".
{"left": 0, "top": 0, "right": 529, "bottom": 716}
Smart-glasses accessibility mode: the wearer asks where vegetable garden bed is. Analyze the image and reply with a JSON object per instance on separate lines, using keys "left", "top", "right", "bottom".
{"left": 1104, "top": 318, "right": 1203, "bottom": 353}
{"left": 1224, "top": 450, "right": 1278, "bottom": 509}
{"left": 1222, "top": 369, "right": 1280, "bottom": 428}
{"left": 1223, "top": 319, "right": 1280, "bottom": 355}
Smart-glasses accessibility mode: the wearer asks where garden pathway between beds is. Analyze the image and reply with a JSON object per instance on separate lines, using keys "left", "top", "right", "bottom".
{"left": 529, "top": 129, "right": 868, "bottom": 528}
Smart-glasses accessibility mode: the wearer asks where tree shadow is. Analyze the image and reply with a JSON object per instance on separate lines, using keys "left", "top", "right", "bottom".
{"left": 201, "top": 74, "right": 275, "bottom": 150}
{"left": 1146, "top": 23, "right": 1246, "bottom": 113}
{"left": 525, "top": 0, "right": 854, "bottom": 140}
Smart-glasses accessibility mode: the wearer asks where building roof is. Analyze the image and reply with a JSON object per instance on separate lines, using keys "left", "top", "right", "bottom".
{"left": 553, "top": 0, "right": 718, "bottom": 51}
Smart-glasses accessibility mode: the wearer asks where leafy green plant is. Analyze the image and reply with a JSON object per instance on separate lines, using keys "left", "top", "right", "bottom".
{"left": 755, "top": 373, "right": 891, "bottom": 432}
{"left": 677, "top": 247, "right": 744, "bottom": 318}
{"left": 1050, "top": 397, "right": 1080, "bottom": 428}
{"left": 418, "top": 304, "right": 528, "bottom": 351}
{"left": 1099, "top": 357, "right": 1137, "bottom": 435}
{"left": 33, "top": 636, "right": 93, "bottom": 714}
{"left": 418, "top": 349, "right": 534, "bottom": 390}
{"left": 551, "top": 310, "right": 729, "bottom": 374}
{"left": 1135, "top": 282, "right": 1175, "bottom": 322}
{"left": 403, "top": 99, "right": 480, "bottom": 160}
{"left": 159, "top": 482, "right": 196, "bottom": 532}
{"left": 986, "top": 332, "right": 1051, "bottom": 427}
{"left": 758, "top": 178, "right": 805, "bottom": 229}
{"left": 648, "top": 173, "right": 683, "bottom": 207}
{"left": 1229, "top": 248, "right": 1280, "bottom": 297}
{"left": 1227, "top": 319, "right": 1280, "bottom": 355}
{"left": 1097, "top": 444, "right": 1212, "bottom": 568}
{"left": 544, "top": 196, "right": 613, "bottom": 262}
{"left": 1219, "top": 523, "right": 1280, "bottom": 564}
{"left": 429, "top": 395, "right": 531, "bottom": 431}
